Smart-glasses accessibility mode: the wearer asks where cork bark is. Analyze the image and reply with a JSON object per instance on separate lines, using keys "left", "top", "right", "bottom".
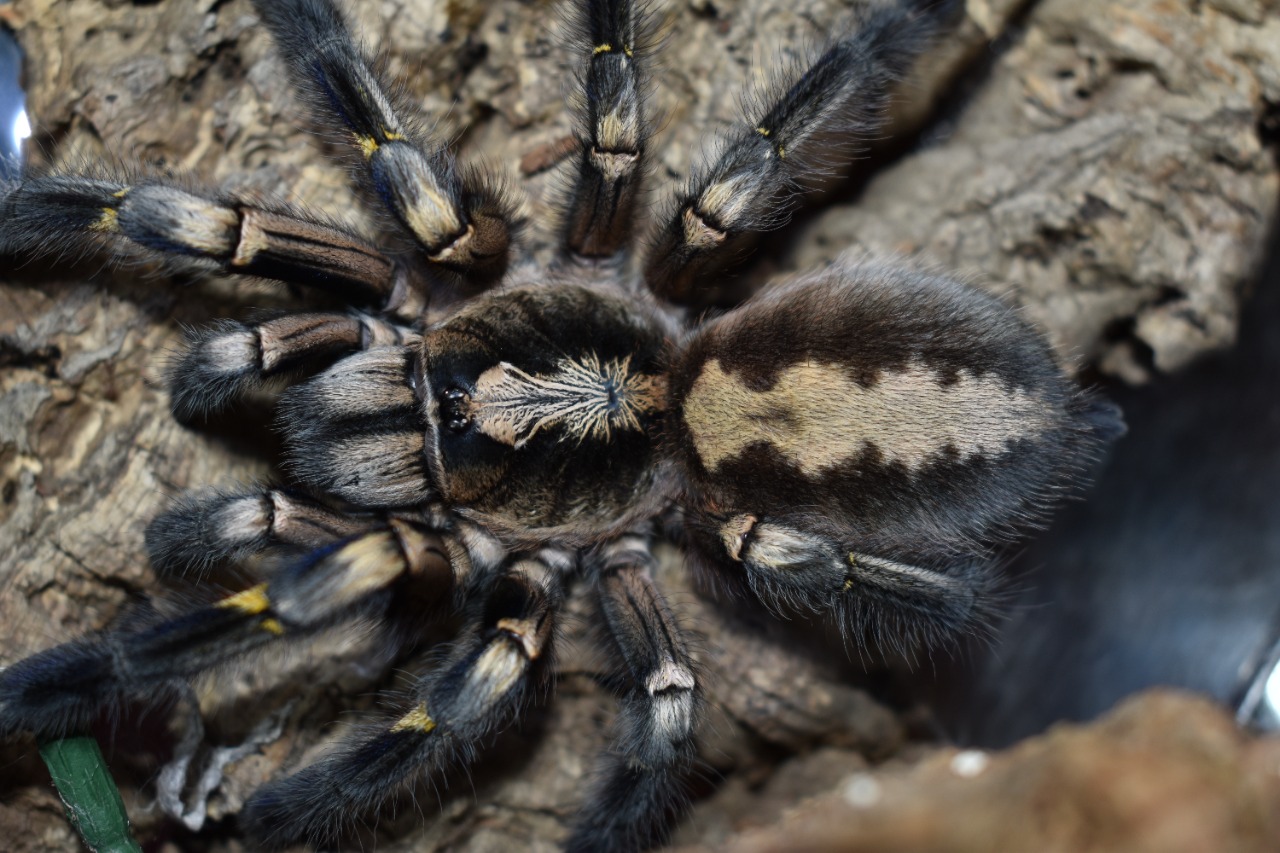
{"left": 1, "top": 0, "right": 1277, "bottom": 850}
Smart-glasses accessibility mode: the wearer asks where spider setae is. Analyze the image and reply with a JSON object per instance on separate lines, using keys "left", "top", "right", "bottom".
{"left": 0, "top": 0, "right": 1122, "bottom": 849}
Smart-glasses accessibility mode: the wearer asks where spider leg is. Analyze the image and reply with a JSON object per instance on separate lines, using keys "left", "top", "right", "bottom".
{"left": 252, "top": 0, "right": 517, "bottom": 285}
{"left": 557, "top": 0, "right": 652, "bottom": 263}
{"left": 696, "top": 511, "right": 998, "bottom": 650}
{"left": 0, "top": 521, "right": 454, "bottom": 739}
{"left": 568, "top": 533, "right": 701, "bottom": 853}
{"left": 0, "top": 174, "right": 409, "bottom": 311}
{"left": 240, "top": 553, "right": 564, "bottom": 850}
{"left": 277, "top": 345, "right": 435, "bottom": 508}
{"left": 168, "top": 309, "right": 416, "bottom": 422}
{"left": 144, "top": 485, "right": 374, "bottom": 578}
{"left": 644, "top": 0, "right": 961, "bottom": 302}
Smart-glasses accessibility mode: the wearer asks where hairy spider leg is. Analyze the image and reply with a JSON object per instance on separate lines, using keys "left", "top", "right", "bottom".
{"left": 167, "top": 311, "right": 418, "bottom": 422}
{"left": 240, "top": 556, "right": 562, "bottom": 850}
{"left": 644, "top": 0, "right": 962, "bottom": 303}
{"left": 252, "top": 0, "right": 517, "bottom": 285}
{"left": 568, "top": 534, "right": 702, "bottom": 853}
{"left": 698, "top": 507, "right": 1001, "bottom": 649}
{"left": 0, "top": 521, "right": 455, "bottom": 740}
{"left": 0, "top": 175, "right": 407, "bottom": 309}
{"left": 277, "top": 345, "right": 436, "bottom": 508}
{"left": 557, "top": 0, "right": 654, "bottom": 263}
{"left": 144, "top": 486, "right": 377, "bottom": 578}
{"left": 839, "top": 550, "right": 1000, "bottom": 652}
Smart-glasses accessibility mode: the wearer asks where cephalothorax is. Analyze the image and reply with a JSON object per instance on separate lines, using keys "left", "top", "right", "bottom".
{"left": 0, "top": 0, "right": 1121, "bottom": 849}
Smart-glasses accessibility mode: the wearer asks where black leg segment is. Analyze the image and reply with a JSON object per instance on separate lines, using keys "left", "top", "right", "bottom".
{"left": 167, "top": 311, "right": 415, "bottom": 422}
{"left": 251, "top": 0, "right": 517, "bottom": 285}
{"left": 145, "top": 486, "right": 375, "bottom": 577}
{"left": 644, "top": 0, "right": 962, "bottom": 302}
{"left": 569, "top": 534, "right": 701, "bottom": 853}
{"left": 0, "top": 174, "right": 403, "bottom": 307}
{"left": 559, "top": 0, "right": 653, "bottom": 262}
{"left": 0, "top": 521, "right": 452, "bottom": 739}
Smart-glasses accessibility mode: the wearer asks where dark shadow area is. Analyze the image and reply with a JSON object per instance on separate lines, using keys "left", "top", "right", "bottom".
{"left": 929, "top": 218, "right": 1280, "bottom": 747}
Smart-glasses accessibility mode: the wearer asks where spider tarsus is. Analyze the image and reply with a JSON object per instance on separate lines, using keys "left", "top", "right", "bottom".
{"left": 0, "top": 174, "right": 129, "bottom": 258}
{"left": 565, "top": 759, "right": 695, "bottom": 853}
{"left": 239, "top": 729, "right": 444, "bottom": 850}
{"left": 145, "top": 489, "right": 273, "bottom": 577}
{"left": 145, "top": 487, "right": 370, "bottom": 577}
{"left": 167, "top": 320, "right": 263, "bottom": 423}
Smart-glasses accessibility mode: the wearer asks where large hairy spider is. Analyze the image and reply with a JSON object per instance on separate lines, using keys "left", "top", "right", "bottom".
{"left": 0, "top": 0, "right": 1122, "bottom": 849}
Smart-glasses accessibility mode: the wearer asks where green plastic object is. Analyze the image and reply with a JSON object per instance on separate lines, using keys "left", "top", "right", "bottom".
{"left": 38, "top": 735, "right": 142, "bottom": 853}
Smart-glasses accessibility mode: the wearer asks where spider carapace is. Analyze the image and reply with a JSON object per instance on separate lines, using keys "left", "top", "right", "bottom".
{"left": 0, "top": 0, "right": 1121, "bottom": 849}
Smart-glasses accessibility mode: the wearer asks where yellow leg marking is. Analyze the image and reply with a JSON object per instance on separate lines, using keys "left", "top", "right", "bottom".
{"left": 260, "top": 618, "right": 285, "bottom": 637}
{"left": 777, "top": 145, "right": 786, "bottom": 160}
{"left": 89, "top": 208, "right": 120, "bottom": 233}
{"left": 390, "top": 703, "right": 437, "bottom": 734}
{"left": 356, "top": 134, "right": 380, "bottom": 159}
{"left": 843, "top": 554, "right": 858, "bottom": 591}
{"left": 593, "top": 43, "right": 613, "bottom": 55}
{"left": 756, "top": 127, "right": 770, "bottom": 137}
{"left": 382, "top": 128, "right": 404, "bottom": 142}
{"left": 217, "top": 583, "right": 271, "bottom": 615}
{"left": 624, "top": 46, "right": 633, "bottom": 58}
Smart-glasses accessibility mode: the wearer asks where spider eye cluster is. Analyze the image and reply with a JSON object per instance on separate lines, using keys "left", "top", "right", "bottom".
{"left": 442, "top": 387, "right": 472, "bottom": 432}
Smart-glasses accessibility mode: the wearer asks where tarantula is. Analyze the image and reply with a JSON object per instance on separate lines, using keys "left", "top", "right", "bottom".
{"left": 0, "top": 0, "right": 1122, "bottom": 848}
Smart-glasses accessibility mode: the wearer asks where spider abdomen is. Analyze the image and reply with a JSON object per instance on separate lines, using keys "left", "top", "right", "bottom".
{"left": 672, "top": 262, "right": 1120, "bottom": 564}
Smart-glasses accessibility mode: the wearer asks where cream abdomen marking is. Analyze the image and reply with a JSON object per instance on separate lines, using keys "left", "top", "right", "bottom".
{"left": 684, "top": 359, "right": 1054, "bottom": 475}
{"left": 469, "top": 354, "right": 666, "bottom": 448}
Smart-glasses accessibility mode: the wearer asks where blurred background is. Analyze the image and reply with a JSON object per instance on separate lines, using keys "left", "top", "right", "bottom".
{"left": 930, "top": 215, "right": 1280, "bottom": 744}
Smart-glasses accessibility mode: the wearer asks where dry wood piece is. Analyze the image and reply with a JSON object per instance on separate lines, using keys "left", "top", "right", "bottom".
{"left": 672, "top": 691, "right": 1280, "bottom": 853}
